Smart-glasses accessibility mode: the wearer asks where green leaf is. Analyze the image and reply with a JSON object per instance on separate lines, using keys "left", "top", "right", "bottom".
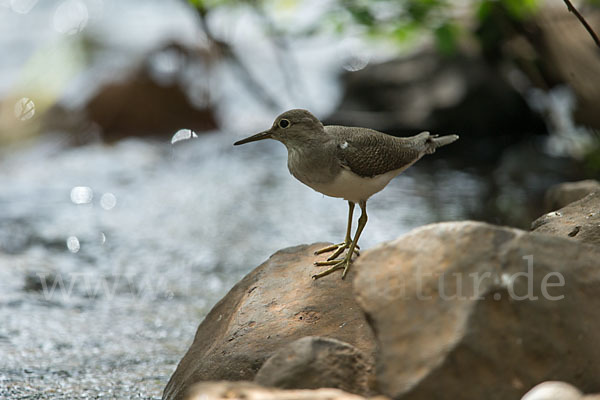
{"left": 477, "top": 0, "right": 493, "bottom": 20}
{"left": 393, "top": 22, "right": 418, "bottom": 43}
{"left": 502, "top": 0, "right": 539, "bottom": 19}
{"left": 407, "top": 0, "right": 446, "bottom": 22}
{"left": 187, "top": 0, "right": 204, "bottom": 8}
{"left": 347, "top": 5, "right": 375, "bottom": 26}
{"left": 434, "top": 22, "right": 459, "bottom": 54}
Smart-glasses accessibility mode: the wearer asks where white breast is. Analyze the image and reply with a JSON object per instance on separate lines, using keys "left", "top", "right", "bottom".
{"left": 306, "top": 168, "right": 403, "bottom": 203}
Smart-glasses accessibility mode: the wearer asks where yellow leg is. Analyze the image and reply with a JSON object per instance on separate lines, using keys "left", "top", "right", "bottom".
{"left": 313, "top": 200, "right": 368, "bottom": 280}
{"left": 314, "top": 201, "right": 359, "bottom": 261}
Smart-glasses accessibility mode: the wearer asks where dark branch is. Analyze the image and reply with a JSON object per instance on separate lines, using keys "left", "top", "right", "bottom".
{"left": 250, "top": 3, "right": 308, "bottom": 104}
{"left": 562, "top": 0, "right": 600, "bottom": 49}
{"left": 193, "top": 5, "right": 282, "bottom": 110}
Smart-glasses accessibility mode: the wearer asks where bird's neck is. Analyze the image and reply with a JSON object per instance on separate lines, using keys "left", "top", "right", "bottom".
{"left": 281, "top": 131, "right": 329, "bottom": 151}
{"left": 284, "top": 137, "right": 337, "bottom": 185}
{"left": 282, "top": 135, "right": 329, "bottom": 166}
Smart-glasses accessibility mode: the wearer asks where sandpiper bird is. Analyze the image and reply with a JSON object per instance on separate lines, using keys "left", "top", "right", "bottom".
{"left": 234, "top": 109, "right": 458, "bottom": 279}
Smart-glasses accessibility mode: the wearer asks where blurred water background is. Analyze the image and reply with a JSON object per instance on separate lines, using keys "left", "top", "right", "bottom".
{"left": 1, "top": 0, "right": 599, "bottom": 398}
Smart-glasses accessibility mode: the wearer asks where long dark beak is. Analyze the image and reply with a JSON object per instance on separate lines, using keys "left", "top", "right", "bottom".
{"left": 234, "top": 130, "right": 272, "bottom": 146}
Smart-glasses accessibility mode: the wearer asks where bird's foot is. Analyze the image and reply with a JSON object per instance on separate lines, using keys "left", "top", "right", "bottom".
{"left": 312, "top": 253, "right": 353, "bottom": 280}
{"left": 314, "top": 241, "right": 359, "bottom": 261}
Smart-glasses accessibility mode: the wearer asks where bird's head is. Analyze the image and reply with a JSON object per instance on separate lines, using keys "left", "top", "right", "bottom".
{"left": 234, "top": 109, "right": 325, "bottom": 147}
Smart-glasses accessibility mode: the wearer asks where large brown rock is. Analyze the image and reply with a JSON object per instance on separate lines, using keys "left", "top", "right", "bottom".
{"left": 353, "top": 221, "right": 600, "bottom": 400}
{"left": 163, "top": 243, "right": 376, "bottom": 400}
{"left": 532, "top": 192, "right": 600, "bottom": 245}
{"left": 185, "top": 381, "right": 382, "bottom": 400}
{"left": 254, "top": 336, "right": 375, "bottom": 396}
{"left": 544, "top": 180, "right": 600, "bottom": 211}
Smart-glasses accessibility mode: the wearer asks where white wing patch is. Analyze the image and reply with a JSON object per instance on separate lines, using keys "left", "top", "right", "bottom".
{"left": 340, "top": 141, "right": 349, "bottom": 149}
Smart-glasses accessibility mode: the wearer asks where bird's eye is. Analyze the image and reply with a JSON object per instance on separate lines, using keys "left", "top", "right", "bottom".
{"left": 278, "top": 119, "right": 290, "bottom": 129}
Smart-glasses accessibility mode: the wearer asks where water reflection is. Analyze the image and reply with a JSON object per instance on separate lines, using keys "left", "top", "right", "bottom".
{"left": 66, "top": 235, "right": 80, "bottom": 253}
{"left": 100, "top": 192, "right": 116, "bottom": 210}
{"left": 70, "top": 186, "right": 93, "bottom": 204}
{"left": 341, "top": 39, "right": 370, "bottom": 72}
{"left": 14, "top": 97, "right": 35, "bottom": 120}
{"left": 342, "top": 54, "right": 369, "bottom": 72}
{"left": 148, "top": 48, "right": 185, "bottom": 85}
{"left": 9, "top": 0, "right": 38, "bottom": 14}
{"left": 171, "top": 128, "right": 198, "bottom": 144}
{"left": 528, "top": 86, "right": 594, "bottom": 159}
{"left": 53, "top": 0, "right": 89, "bottom": 35}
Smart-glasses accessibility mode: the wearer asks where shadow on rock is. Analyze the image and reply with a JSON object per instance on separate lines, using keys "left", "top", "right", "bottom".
{"left": 255, "top": 336, "right": 376, "bottom": 396}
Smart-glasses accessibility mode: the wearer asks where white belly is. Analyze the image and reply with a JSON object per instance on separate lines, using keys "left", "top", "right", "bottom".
{"left": 306, "top": 168, "right": 402, "bottom": 203}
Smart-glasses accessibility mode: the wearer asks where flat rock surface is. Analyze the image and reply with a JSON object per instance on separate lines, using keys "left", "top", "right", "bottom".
{"left": 532, "top": 192, "right": 600, "bottom": 245}
{"left": 354, "top": 221, "right": 600, "bottom": 400}
{"left": 163, "top": 243, "right": 376, "bottom": 400}
{"left": 255, "top": 336, "right": 375, "bottom": 396}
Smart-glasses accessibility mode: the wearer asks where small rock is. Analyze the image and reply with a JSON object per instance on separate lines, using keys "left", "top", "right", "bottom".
{"left": 544, "top": 180, "right": 600, "bottom": 211}
{"left": 353, "top": 221, "right": 600, "bottom": 400}
{"left": 23, "top": 272, "right": 45, "bottom": 292}
{"left": 41, "top": 41, "right": 218, "bottom": 142}
{"left": 568, "top": 226, "right": 581, "bottom": 237}
{"left": 23, "top": 271, "right": 59, "bottom": 292}
{"left": 521, "top": 381, "right": 582, "bottom": 400}
{"left": 163, "top": 243, "right": 376, "bottom": 400}
{"left": 532, "top": 192, "right": 600, "bottom": 245}
{"left": 255, "top": 336, "right": 375, "bottom": 396}
{"left": 185, "top": 381, "right": 382, "bottom": 400}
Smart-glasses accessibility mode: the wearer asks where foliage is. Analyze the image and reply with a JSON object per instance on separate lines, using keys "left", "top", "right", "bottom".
{"left": 477, "top": 0, "right": 538, "bottom": 20}
{"left": 583, "top": 135, "right": 600, "bottom": 175}
{"left": 186, "top": 0, "right": 600, "bottom": 55}
{"left": 186, "top": 0, "right": 554, "bottom": 54}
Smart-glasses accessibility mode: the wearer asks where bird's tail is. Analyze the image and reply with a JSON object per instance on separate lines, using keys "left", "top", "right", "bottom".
{"left": 424, "top": 132, "right": 459, "bottom": 154}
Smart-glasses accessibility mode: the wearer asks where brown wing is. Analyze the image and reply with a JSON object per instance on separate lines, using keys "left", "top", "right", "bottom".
{"left": 327, "top": 126, "right": 425, "bottom": 178}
